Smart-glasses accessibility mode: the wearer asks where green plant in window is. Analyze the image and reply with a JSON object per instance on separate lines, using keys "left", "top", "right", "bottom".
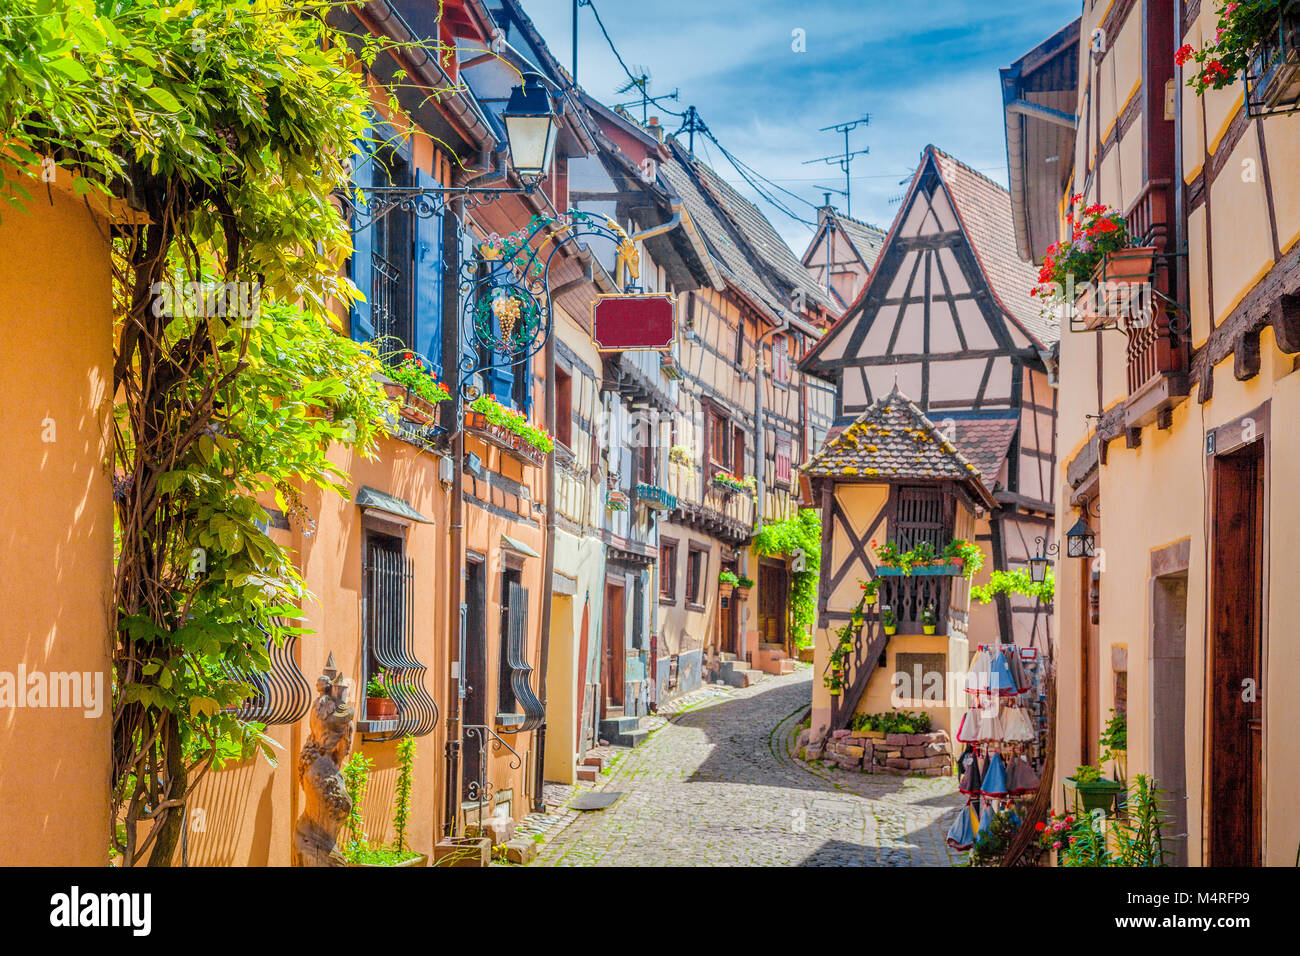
{"left": 1099, "top": 708, "right": 1127, "bottom": 761}
{"left": 366, "top": 670, "right": 390, "bottom": 700}
{"left": 718, "top": 570, "right": 739, "bottom": 586}
{"left": 736, "top": 575, "right": 755, "bottom": 589}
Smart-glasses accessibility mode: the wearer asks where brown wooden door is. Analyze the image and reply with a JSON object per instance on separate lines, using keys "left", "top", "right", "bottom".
{"left": 1208, "top": 443, "right": 1264, "bottom": 866}
{"left": 603, "top": 580, "right": 625, "bottom": 714}
{"left": 719, "top": 560, "right": 738, "bottom": 654}
{"left": 759, "top": 562, "right": 788, "bottom": 646}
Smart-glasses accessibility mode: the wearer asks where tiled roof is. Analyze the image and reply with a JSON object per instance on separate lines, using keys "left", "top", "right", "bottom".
{"left": 802, "top": 387, "right": 992, "bottom": 503}
{"left": 929, "top": 147, "right": 1058, "bottom": 348}
{"left": 659, "top": 138, "right": 834, "bottom": 320}
{"left": 946, "top": 412, "right": 1021, "bottom": 492}
{"left": 834, "top": 213, "right": 886, "bottom": 270}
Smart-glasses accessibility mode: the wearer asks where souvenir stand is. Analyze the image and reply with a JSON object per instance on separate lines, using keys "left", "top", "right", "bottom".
{"left": 945, "top": 644, "right": 1042, "bottom": 851}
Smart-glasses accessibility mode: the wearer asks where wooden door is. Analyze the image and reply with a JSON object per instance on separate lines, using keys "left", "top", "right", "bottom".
{"left": 718, "top": 560, "right": 738, "bottom": 654}
{"left": 603, "top": 580, "right": 625, "bottom": 713}
{"left": 758, "top": 562, "right": 788, "bottom": 646}
{"left": 1208, "top": 444, "right": 1264, "bottom": 866}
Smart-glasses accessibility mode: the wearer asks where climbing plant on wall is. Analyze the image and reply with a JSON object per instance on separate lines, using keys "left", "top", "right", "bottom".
{"left": 752, "top": 508, "right": 822, "bottom": 647}
{"left": 0, "top": 0, "right": 421, "bottom": 865}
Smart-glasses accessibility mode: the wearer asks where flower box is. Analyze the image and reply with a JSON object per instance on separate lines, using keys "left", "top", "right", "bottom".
{"left": 366, "top": 697, "right": 398, "bottom": 721}
{"left": 464, "top": 409, "right": 547, "bottom": 468}
{"left": 1063, "top": 775, "right": 1124, "bottom": 815}
{"left": 607, "top": 490, "right": 629, "bottom": 512}
{"left": 635, "top": 483, "right": 677, "bottom": 511}
{"left": 660, "top": 354, "right": 684, "bottom": 381}
{"left": 1075, "top": 246, "right": 1156, "bottom": 329}
{"left": 352, "top": 852, "right": 428, "bottom": 868}
{"left": 875, "top": 562, "right": 963, "bottom": 577}
{"left": 1248, "top": 7, "right": 1300, "bottom": 110}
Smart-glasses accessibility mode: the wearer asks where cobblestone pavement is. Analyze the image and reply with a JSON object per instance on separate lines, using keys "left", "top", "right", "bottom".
{"left": 530, "top": 669, "right": 965, "bottom": 866}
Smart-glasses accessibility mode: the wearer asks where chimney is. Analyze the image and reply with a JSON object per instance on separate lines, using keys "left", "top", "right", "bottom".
{"left": 646, "top": 116, "right": 664, "bottom": 142}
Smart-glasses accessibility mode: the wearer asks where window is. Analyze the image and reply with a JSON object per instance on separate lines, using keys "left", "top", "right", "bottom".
{"left": 362, "top": 529, "right": 438, "bottom": 739}
{"left": 775, "top": 436, "right": 792, "bottom": 486}
{"left": 734, "top": 317, "right": 745, "bottom": 365}
{"left": 555, "top": 367, "right": 573, "bottom": 448}
{"left": 733, "top": 426, "right": 746, "bottom": 478}
{"left": 686, "top": 544, "right": 708, "bottom": 608}
{"left": 709, "top": 410, "right": 730, "bottom": 470}
{"left": 659, "top": 538, "right": 678, "bottom": 602}
{"left": 498, "top": 568, "right": 522, "bottom": 717}
{"left": 349, "top": 125, "right": 445, "bottom": 378}
{"left": 772, "top": 336, "right": 791, "bottom": 386}
{"left": 894, "top": 486, "right": 947, "bottom": 551}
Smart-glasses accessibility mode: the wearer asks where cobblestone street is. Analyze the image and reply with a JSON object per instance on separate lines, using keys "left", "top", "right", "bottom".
{"left": 532, "top": 670, "right": 964, "bottom": 866}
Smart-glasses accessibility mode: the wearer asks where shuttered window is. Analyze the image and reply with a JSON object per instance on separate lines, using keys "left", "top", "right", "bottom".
{"left": 894, "top": 487, "right": 948, "bottom": 551}
{"left": 775, "top": 436, "right": 792, "bottom": 486}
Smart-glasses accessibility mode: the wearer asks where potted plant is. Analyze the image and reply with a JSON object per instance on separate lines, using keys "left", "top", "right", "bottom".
{"left": 823, "top": 674, "right": 842, "bottom": 696}
{"left": 881, "top": 606, "right": 897, "bottom": 636}
{"left": 711, "top": 470, "right": 747, "bottom": 494}
{"left": 383, "top": 351, "right": 451, "bottom": 424}
{"left": 921, "top": 603, "right": 937, "bottom": 635}
{"left": 943, "top": 539, "right": 984, "bottom": 579}
{"left": 342, "top": 747, "right": 428, "bottom": 867}
{"left": 669, "top": 444, "right": 693, "bottom": 466}
{"left": 1178, "top": 2, "right": 1300, "bottom": 109}
{"left": 1031, "top": 196, "right": 1142, "bottom": 329}
{"left": 860, "top": 577, "right": 878, "bottom": 605}
{"left": 735, "top": 575, "right": 755, "bottom": 599}
{"left": 1099, "top": 708, "right": 1128, "bottom": 786}
{"left": 1063, "top": 764, "right": 1125, "bottom": 815}
{"left": 718, "top": 569, "right": 738, "bottom": 597}
{"left": 365, "top": 670, "right": 397, "bottom": 721}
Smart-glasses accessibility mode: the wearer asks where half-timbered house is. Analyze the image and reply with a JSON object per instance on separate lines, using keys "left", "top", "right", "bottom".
{"left": 1007, "top": 0, "right": 1300, "bottom": 866}
{"left": 657, "top": 137, "right": 839, "bottom": 685}
{"left": 801, "top": 387, "right": 996, "bottom": 741}
{"left": 800, "top": 145, "right": 1058, "bottom": 655}
{"left": 802, "top": 205, "right": 888, "bottom": 311}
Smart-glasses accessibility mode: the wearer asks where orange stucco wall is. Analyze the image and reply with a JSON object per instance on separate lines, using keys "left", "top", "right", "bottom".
{"left": 0, "top": 173, "right": 114, "bottom": 865}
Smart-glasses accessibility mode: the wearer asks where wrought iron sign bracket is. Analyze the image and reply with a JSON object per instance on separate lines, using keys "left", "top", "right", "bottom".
{"left": 339, "top": 181, "right": 540, "bottom": 230}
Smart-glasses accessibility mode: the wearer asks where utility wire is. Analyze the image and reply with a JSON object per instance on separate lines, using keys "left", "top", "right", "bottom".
{"left": 581, "top": 0, "right": 686, "bottom": 118}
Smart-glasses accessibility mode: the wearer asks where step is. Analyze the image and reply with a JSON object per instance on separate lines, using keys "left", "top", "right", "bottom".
{"left": 581, "top": 754, "right": 605, "bottom": 770}
{"left": 718, "top": 652, "right": 739, "bottom": 662}
{"left": 612, "top": 727, "right": 651, "bottom": 748}
{"left": 778, "top": 659, "right": 797, "bottom": 675}
{"left": 722, "top": 667, "right": 763, "bottom": 688}
{"left": 576, "top": 765, "right": 599, "bottom": 782}
{"left": 599, "top": 715, "right": 641, "bottom": 738}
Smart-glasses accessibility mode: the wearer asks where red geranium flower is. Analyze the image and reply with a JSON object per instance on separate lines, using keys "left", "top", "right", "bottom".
{"left": 1174, "top": 44, "right": 1194, "bottom": 67}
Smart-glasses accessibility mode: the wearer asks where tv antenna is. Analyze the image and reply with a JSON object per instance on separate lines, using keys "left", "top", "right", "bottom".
{"left": 802, "top": 114, "right": 870, "bottom": 217}
{"left": 615, "top": 67, "right": 676, "bottom": 125}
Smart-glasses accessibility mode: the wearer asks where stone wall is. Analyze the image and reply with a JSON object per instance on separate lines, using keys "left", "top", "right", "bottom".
{"left": 800, "top": 728, "right": 953, "bottom": 777}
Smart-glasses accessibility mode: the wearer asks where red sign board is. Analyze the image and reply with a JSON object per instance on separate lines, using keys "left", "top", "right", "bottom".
{"left": 591, "top": 293, "right": 676, "bottom": 351}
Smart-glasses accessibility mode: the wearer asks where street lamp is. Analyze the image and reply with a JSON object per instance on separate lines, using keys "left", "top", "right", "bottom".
{"left": 1065, "top": 516, "right": 1095, "bottom": 558}
{"left": 502, "top": 73, "right": 559, "bottom": 179}
{"left": 1029, "top": 535, "right": 1058, "bottom": 582}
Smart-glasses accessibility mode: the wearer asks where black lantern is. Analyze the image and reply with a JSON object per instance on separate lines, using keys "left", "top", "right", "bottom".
{"left": 1066, "top": 516, "right": 1095, "bottom": 558}
{"left": 1028, "top": 554, "right": 1049, "bottom": 582}
{"left": 502, "top": 73, "right": 559, "bottom": 178}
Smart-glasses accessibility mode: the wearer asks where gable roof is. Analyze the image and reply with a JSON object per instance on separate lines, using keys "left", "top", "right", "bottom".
{"left": 801, "top": 145, "right": 1057, "bottom": 371}
{"left": 929, "top": 146, "right": 1057, "bottom": 348}
{"left": 800, "top": 386, "right": 996, "bottom": 508}
{"left": 801, "top": 210, "right": 887, "bottom": 272}
{"left": 659, "top": 137, "right": 834, "bottom": 323}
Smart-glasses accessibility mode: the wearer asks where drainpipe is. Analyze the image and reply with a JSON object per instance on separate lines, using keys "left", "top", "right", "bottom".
{"left": 617, "top": 199, "right": 683, "bottom": 288}
{"left": 534, "top": 288, "right": 558, "bottom": 813}
{"left": 445, "top": 196, "right": 466, "bottom": 838}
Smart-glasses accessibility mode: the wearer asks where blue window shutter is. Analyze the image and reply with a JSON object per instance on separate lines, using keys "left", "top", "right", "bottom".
{"left": 349, "top": 124, "right": 377, "bottom": 343}
{"left": 412, "top": 169, "right": 443, "bottom": 376}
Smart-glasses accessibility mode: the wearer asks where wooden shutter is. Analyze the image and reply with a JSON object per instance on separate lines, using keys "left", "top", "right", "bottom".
{"left": 349, "top": 121, "right": 376, "bottom": 342}
{"left": 412, "top": 168, "right": 443, "bottom": 376}
{"left": 775, "top": 436, "right": 792, "bottom": 485}
{"left": 894, "top": 487, "right": 947, "bottom": 551}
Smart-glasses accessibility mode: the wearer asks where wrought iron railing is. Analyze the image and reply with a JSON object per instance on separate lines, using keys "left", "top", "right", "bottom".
{"left": 371, "top": 249, "right": 403, "bottom": 356}
{"left": 502, "top": 578, "right": 545, "bottom": 732}
{"left": 363, "top": 548, "right": 439, "bottom": 740}
{"left": 225, "top": 625, "right": 312, "bottom": 725}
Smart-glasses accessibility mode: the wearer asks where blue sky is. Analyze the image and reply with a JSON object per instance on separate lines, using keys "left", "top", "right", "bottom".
{"left": 521, "top": 0, "right": 1080, "bottom": 253}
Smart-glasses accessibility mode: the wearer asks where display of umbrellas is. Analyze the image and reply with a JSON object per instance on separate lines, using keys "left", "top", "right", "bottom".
{"left": 945, "top": 644, "right": 1042, "bottom": 851}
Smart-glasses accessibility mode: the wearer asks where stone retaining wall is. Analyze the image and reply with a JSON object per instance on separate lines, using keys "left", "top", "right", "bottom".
{"left": 799, "top": 728, "right": 953, "bottom": 777}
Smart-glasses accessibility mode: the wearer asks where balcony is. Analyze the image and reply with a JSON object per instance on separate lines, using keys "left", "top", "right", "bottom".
{"left": 1122, "top": 181, "right": 1189, "bottom": 430}
{"left": 877, "top": 575, "right": 952, "bottom": 633}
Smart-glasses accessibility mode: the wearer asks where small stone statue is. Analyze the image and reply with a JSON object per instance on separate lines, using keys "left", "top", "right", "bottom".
{"left": 292, "top": 653, "right": 355, "bottom": 867}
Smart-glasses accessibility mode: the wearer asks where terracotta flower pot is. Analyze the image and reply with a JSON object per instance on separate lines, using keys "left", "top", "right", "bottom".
{"left": 367, "top": 697, "right": 397, "bottom": 720}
